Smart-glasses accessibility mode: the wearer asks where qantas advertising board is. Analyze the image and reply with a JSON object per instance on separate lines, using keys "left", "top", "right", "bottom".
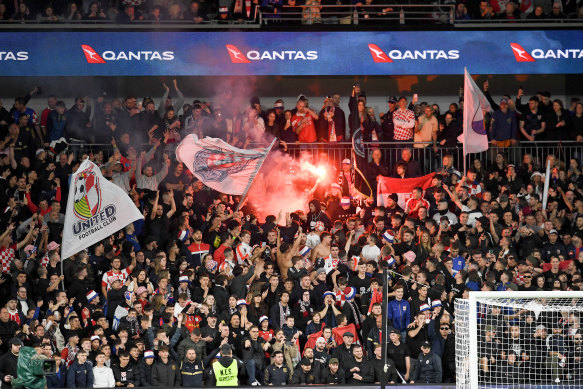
{"left": 0, "top": 30, "right": 581, "bottom": 76}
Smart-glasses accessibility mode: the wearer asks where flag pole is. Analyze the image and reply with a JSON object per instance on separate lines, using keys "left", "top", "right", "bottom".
{"left": 380, "top": 266, "right": 389, "bottom": 389}
{"left": 462, "top": 67, "right": 467, "bottom": 177}
{"left": 235, "top": 137, "right": 277, "bottom": 212}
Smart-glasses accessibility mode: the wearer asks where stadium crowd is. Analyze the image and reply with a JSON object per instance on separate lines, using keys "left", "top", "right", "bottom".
{"left": 0, "top": 76, "right": 583, "bottom": 387}
{"left": 0, "top": 0, "right": 582, "bottom": 24}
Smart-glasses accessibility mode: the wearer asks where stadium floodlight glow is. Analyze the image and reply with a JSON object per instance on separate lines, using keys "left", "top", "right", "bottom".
{"left": 455, "top": 291, "right": 583, "bottom": 389}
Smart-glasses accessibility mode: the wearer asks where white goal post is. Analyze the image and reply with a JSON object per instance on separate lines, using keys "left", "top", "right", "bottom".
{"left": 455, "top": 291, "right": 583, "bottom": 389}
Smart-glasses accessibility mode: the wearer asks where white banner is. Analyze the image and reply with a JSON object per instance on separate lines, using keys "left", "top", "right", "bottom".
{"left": 176, "top": 135, "right": 275, "bottom": 195}
{"left": 459, "top": 68, "right": 492, "bottom": 154}
{"left": 62, "top": 159, "right": 144, "bottom": 259}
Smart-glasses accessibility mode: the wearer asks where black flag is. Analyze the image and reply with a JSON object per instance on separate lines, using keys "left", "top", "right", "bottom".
{"left": 351, "top": 128, "right": 373, "bottom": 199}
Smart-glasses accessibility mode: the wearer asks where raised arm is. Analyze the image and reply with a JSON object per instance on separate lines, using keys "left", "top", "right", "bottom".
{"left": 151, "top": 191, "right": 159, "bottom": 220}
{"left": 442, "top": 183, "right": 464, "bottom": 210}
{"left": 166, "top": 189, "right": 176, "bottom": 219}
{"left": 157, "top": 82, "right": 170, "bottom": 117}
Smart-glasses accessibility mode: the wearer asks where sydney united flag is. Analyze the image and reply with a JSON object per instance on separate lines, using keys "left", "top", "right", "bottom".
{"left": 458, "top": 68, "right": 491, "bottom": 154}
{"left": 176, "top": 135, "right": 275, "bottom": 195}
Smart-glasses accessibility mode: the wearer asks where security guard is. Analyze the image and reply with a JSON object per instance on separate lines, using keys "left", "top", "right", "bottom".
{"left": 264, "top": 351, "right": 290, "bottom": 385}
{"left": 206, "top": 344, "right": 242, "bottom": 386}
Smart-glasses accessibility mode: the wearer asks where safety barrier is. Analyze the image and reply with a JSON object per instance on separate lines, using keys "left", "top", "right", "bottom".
{"left": 258, "top": 4, "right": 455, "bottom": 25}
{"left": 64, "top": 140, "right": 582, "bottom": 174}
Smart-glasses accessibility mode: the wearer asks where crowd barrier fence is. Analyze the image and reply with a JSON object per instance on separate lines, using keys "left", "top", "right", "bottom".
{"left": 65, "top": 140, "right": 582, "bottom": 174}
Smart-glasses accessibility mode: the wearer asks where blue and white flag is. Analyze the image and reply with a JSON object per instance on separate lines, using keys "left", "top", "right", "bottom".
{"left": 176, "top": 135, "right": 275, "bottom": 196}
{"left": 458, "top": 68, "right": 491, "bottom": 154}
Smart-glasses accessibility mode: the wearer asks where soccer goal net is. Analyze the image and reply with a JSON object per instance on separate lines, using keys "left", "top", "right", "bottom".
{"left": 455, "top": 291, "right": 583, "bottom": 389}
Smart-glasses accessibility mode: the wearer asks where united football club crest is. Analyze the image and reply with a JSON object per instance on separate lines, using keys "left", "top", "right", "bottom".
{"left": 73, "top": 167, "right": 102, "bottom": 220}
{"left": 193, "top": 147, "right": 259, "bottom": 182}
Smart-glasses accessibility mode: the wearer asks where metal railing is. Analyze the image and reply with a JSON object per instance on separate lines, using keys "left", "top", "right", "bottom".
{"left": 0, "top": 19, "right": 261, "bottom": 29}
{"left": 75, "top": 140, "right": 583, "bottom": 176}
{"left": 259, "top": 4, "right": 455, "bottom": 25}
{"left": 454, "top": 18, "right": 583, "bottom": 28}
{"left": 280, "top": 141, "right": 583, "bottom": 175}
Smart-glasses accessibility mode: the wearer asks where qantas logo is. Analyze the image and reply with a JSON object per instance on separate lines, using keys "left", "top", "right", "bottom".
{"left": 82, "top": 45, "right": 106, "bottom": 64}
{"left": 226, "top": 45, "right": 251, "bottom": 63}
{"left": 368, "top": 44, "right": 392, "bottom": 63}
{"left": 510, "top": 42, "right": 583, "bottom": 61}
{"left": 225, "top": 44, "right": 318, "bottom": 63}
{"left": 81, "top": 44, "right": 174, "bottom": 63}
{"left": 367, "top": 43, "right": 459, "bottom": 62}
{"left": 510, "top": 43, "right": 535, "bottom": 62}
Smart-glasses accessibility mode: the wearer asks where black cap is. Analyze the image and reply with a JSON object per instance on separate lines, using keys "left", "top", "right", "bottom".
{"left": 343, "top": 331, "right": 354, "bottom": 337}
{"left": 388, "top": 96, "right": 398, "bottom": 103}
{"left": 389, "top": 328, "right": 399, "bottom": 334}
{"left": 9, "top": 337, "right": 23, "bottom": 346}
{"left": 421, "top": 341, "right": 431, "bottom": 348}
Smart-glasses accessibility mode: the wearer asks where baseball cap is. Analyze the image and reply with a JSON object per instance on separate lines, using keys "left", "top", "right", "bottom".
{"left": 143, "top": 350, "right": 155, "bottom": 359}
{"left": 329, "top": 358, "right": 339, "bottom": 364}
{"left": 342, "top": 158, "right": 351, "bottom": 165}
{"left": 500, "top": 98, "right": 508, "bottom": 104}
{"left": 9, "top": 337, "right": 23, "bottom": 346}
{"left": 550, "top": 229, "right": 558, "bottom": 235}
{"left": 343, "top": 331, "right": 354, "bottom": 338}
{"left": 388, "top": 96, "right": 398, "bottom": 103}
{"left": 421, "top": 341, "right": 431, "bottom": 348}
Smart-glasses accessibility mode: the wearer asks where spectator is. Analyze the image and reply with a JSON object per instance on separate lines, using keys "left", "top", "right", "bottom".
{"left": 410, "top": 341, "right": 442, "bottom": 384}
{"left": 93, "top": 351, "right": 115, "bottom": 388}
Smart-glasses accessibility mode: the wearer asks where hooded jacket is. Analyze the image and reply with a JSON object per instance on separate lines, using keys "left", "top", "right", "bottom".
{"left": 307, "top": 199, "right": 331, "bottom": 232}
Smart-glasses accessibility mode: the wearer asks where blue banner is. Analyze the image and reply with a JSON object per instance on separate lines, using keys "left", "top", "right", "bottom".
{"left": 0, "top": 30, "right": 581, "bottom": 76}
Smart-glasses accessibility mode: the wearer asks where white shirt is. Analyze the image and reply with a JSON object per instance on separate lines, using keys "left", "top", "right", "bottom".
{"left": 362, "top": 244, "right": 381, "bottom": 262}
{"left": 93, "top": 366, "right": 115, "bottom": 388}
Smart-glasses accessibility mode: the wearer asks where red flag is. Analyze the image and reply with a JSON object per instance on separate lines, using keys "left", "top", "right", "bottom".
{"left": 332, "top": 323, "right": 358, "bottom": 345}
{"left": 303, "top": 330, "right": 323, "bottom": 354}
{"left": 377, "top": 173, "right": 435, "bottom": 209}
{"left": 368, "top": 289, "right": 383, "bottom": 313}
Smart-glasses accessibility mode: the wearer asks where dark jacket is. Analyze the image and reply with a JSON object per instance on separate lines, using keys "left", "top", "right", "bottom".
{"left": 372, "top": 357, "right": 401, "bottom": 383}
{"left": 138, "top": 359, "right": 153, "bottom": 387}
{"left": 151, "top": 358, "right": 181, "bottom": 386}
{"left": 46, "top": 364, "right": 67, "bottom": 388}
{"left": 66, "top": 359, "right": 94, "bottom": 388}
{"left": 412, "top": 352, "right": 442, "bottom": 383}
{"left": 112, "top": 363, "right": 137, "bottom": 387}
{"left": 264, "top": 363, "right": 290, "bottom": 385}
{"left": 344, "top": 357, "right": 374, "bottom": 384}
{"left": 180, "top": 359, "right": 204, "bottom": 387}
{"left": 242, "top": 336, "right": 269, "bottom": 371}
{"left": 291, "top": 366, "right": 317, "bottom": 384}
{"left": 319, "top": 366, "right": 346, "bottom": 384}
{"left": 0, "top": 351, "right": 18, "bottom": 389}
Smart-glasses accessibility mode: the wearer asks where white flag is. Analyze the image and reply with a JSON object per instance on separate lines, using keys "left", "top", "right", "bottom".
{"left": 176, "top": 135, "right": 275, "bottom": 195}
{"left": 458, "top": 68, "right": 492, "bottom": 154}
{"left": 62, "top": 159, "right": 143, "bottom": 259}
